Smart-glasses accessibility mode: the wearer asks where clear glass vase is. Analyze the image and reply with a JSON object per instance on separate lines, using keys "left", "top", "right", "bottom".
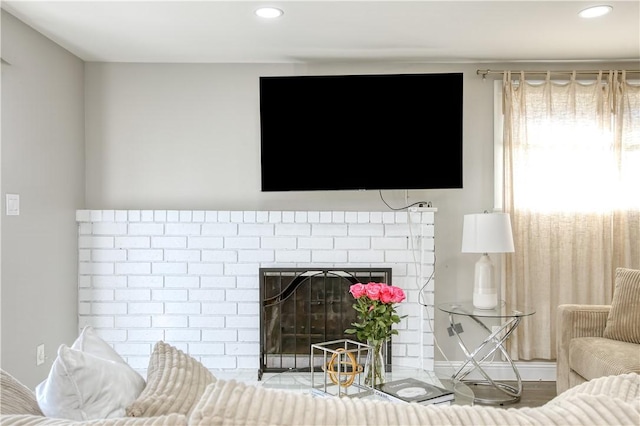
{"left": 364, "top": 339, "right": 386, "bottom": 387}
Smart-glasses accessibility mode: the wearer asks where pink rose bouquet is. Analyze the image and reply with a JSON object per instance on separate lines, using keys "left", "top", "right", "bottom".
{"left": 345, "top": 282, "right": 406, "bottom": 343}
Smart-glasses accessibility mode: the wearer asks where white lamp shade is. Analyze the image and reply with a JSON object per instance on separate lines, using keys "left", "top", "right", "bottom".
{"left": 461, "top": 213, "right": 515, "bottom": 254}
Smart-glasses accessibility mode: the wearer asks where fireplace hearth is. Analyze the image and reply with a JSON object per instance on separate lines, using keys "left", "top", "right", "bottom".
{"left": 259, "top": 268, "right": 392, "bottom": 377}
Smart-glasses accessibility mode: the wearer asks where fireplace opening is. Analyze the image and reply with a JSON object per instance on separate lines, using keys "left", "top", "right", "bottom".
{"left": 259, "top": 267, "right": 392, "bottom": 378}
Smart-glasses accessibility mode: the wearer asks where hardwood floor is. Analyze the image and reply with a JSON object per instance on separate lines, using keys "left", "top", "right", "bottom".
{"left": 468, "top": 381, "right": 557, "bottom": 408}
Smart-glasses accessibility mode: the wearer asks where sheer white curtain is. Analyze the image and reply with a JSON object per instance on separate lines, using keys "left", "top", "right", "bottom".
{"left": 501, "top": 71, "right": 640, "bottom": 360}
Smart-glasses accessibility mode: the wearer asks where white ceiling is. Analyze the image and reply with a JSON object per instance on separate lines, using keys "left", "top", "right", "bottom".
{"left": 2, "top": 0, "right": 639, "bottom": 64}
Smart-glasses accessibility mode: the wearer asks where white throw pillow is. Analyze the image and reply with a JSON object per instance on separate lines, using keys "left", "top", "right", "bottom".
{"left": 70, "top": 326, "right": 127, "bottom": 363}
{"left": 35, "top": 330, "right": 145, "bottom": 421}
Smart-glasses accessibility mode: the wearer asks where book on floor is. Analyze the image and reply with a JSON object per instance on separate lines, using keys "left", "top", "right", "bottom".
{"left": 373, "top": 377, "right": 455, "bottom": 405}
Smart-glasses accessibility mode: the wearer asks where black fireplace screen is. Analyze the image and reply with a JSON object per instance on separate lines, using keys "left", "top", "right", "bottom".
{"left": 259, "top": 267, "right": 392, "bottom": 377}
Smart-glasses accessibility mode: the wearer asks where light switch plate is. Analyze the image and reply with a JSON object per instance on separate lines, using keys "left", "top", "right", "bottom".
{"left": 36, "top": 344, "right": 45, "bottom": 366}
{"left": 6, "top": 194, "right": 19, "bottom": 216}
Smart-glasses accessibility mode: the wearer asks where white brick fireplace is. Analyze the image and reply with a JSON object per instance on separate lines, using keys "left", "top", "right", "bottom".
{"left": 76, "top": 209, "right": 437, "bottom": 376}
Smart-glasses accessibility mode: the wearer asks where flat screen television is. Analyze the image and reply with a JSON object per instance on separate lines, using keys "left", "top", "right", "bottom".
{"left": 259, "top": 72, "right": 463, "bottom": 192}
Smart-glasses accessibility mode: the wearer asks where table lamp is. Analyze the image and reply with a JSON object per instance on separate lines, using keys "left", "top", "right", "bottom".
{"left": 461, "top": 212, "right": 515, "bottom": 309}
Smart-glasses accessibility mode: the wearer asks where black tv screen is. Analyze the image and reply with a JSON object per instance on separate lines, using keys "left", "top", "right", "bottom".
{"left": 259, "top": 72, "right": 463, "bottom": 191}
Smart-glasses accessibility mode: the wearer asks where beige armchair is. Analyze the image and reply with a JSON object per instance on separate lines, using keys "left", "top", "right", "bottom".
{"left": 556, "top": 268, "right": 640, "bottom": 394}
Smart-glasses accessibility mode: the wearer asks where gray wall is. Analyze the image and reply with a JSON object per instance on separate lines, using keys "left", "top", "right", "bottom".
{"left": 1, "top": 10, "right": 85, "bottom": 389}
{"left": 3, "top": 8, "right": 636, "bottom": 388}
{"left": 79, "top": 58, "right": 640, "bottom": 375}
{"left": 83, "top": 60, "right": 496, "bottom": 371}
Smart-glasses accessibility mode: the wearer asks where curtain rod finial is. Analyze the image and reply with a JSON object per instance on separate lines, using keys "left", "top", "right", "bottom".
{"left": 477, "top": 69, "right": 489, "bottom": 81}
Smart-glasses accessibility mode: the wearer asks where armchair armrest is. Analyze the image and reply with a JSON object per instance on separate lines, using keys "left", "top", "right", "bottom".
{"left": 556, "top": 304, "right": 610, "bottom": 394}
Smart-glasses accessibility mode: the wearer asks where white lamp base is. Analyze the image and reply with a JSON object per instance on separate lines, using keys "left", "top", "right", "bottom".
{"left": 473, "top": 253, "right": 498, "bottom": 310}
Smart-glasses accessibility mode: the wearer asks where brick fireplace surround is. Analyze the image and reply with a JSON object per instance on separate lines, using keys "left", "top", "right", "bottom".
{"left": 76, "top": 209, "right": 436, "bottom": 377}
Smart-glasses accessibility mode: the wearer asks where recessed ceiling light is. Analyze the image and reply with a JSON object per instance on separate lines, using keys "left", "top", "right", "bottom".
{"left": 255, "top": 7, "right": 284, "bottom": 19}
{"left": 578, "top": 5, "right": 613, "bottom": 18}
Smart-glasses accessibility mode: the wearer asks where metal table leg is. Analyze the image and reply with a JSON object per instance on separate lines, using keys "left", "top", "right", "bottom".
{"left": 448, "top": 312, "right": 523, "bottom": 405}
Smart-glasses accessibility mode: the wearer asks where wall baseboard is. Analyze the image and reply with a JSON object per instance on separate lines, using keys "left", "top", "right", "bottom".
{"left": 435, "top": 360, "right": 556, "bottom": 381}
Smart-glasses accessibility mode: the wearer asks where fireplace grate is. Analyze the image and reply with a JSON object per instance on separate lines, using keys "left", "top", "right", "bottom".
{"left": 259, "top": 267, "right": 392, "bottom": 379}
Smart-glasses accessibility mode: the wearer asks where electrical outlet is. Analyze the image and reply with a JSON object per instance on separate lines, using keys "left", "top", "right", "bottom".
{"left": 36, "top": 344, "right": 45, "bottom": 366}
{"left": 6, "top": 194, "right": 19, "bottom": 216}
{"left": 408, "top": 205, "right": 433, "bottom": 212}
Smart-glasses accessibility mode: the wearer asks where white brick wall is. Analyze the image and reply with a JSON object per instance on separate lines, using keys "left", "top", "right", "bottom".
{"left": 76, "top": 209, "right": 437, "bottom": 376}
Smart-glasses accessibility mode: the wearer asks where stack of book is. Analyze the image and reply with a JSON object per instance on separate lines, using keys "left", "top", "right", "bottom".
{"left": 373, "top": 377, "right": 455, "bottom": 406}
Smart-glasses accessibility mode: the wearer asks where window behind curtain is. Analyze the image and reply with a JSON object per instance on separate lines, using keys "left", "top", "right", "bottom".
{"left": 494, "top": 73, "right": 639, "bottom": 360}
{"left": 493, "top": 78, "right": 640, "bottom": 213}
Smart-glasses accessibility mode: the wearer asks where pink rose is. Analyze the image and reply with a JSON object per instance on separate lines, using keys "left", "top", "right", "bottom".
{"left": 365, "top": 282, "right": 383, "bottom": 301}
{"left": 349, "top": 283, "right": 366, "bottom": 299}
{"left": 390, "top": 286, "right": 406, "bottom": 303}
{"left": 379, "top": 285, "right": 394, "bottom": 303}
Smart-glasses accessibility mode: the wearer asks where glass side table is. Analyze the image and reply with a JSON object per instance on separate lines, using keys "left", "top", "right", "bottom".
{"left": 438, "top": 301, "right": 536, "bottom": 405}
